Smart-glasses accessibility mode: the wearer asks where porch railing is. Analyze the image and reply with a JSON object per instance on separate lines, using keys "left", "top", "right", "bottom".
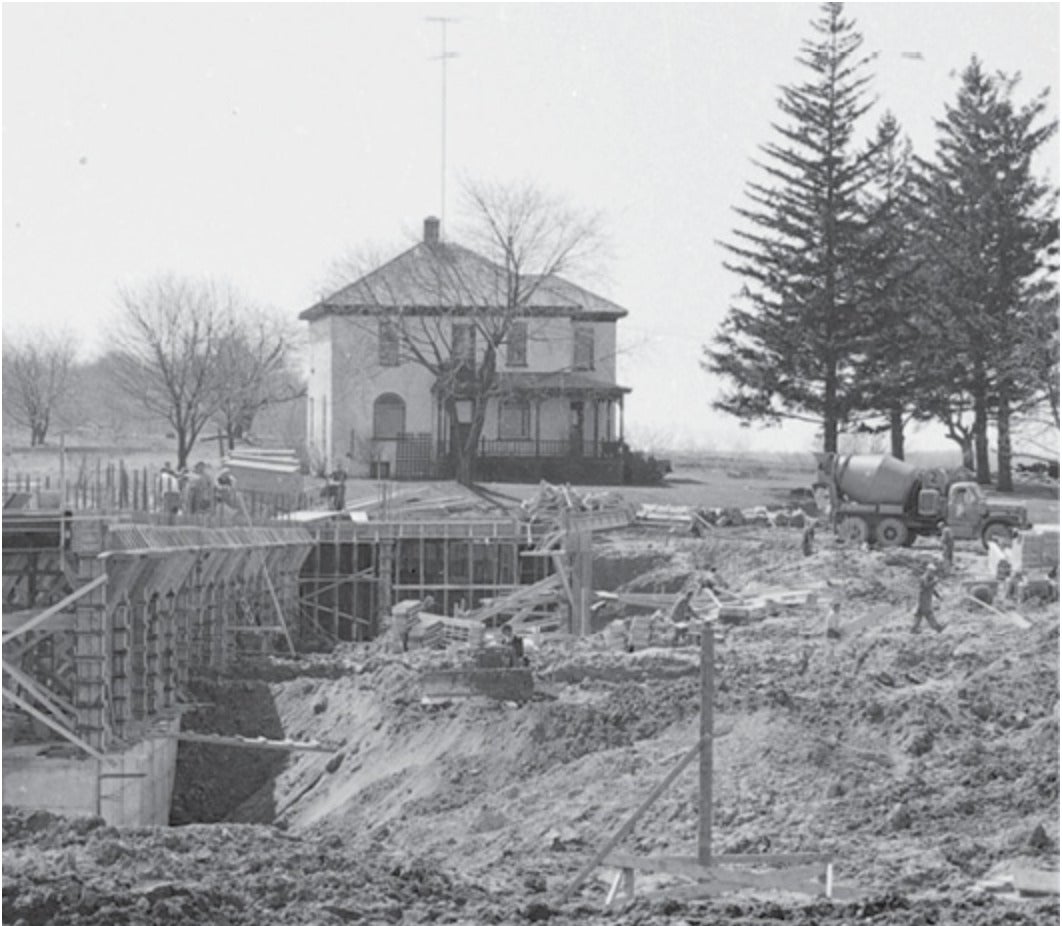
{"left": 475, "top": 438, "right": 621, "bottom": 459}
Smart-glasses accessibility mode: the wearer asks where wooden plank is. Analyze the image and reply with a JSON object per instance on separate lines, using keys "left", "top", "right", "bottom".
{"left": 175, "top": 732, "right": 335, "bottom": 753}
{"left": 712, "top": 852, "right": 834, "bottom": 866}
{"left": 3, "top": 610, "right": 78, "bottom": 633}
{"left": 228, "top": 625, "right": 289, "bottom": 634}
{"left": 604, "top": 852, "right": 833, "bottom": 875}
{"left": 1013, "top": 869, "right": 1061, "bottom": 896}
{"left": 1, "top": 573, "right": 108, "bottom": 644}
{"left": 963, "top": 593, "right": 1031, "bottom": 629}
{"left": 1, "top": 688, "right": 106, "bottom": 761}
{"left": 559, "top": 732, "right": 710, "bottom": 902}
{"left": 2, "top": 657, "right": 78, "bottom": 726}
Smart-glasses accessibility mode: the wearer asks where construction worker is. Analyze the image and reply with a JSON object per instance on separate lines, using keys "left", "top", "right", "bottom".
{"left": 328, "top": 463, "right": 348, "bottom": 511}
{"left": 801, "top": 521, "right": 816, "bottom": 557}
{"left": 1003, "top": 569, "right": 1025, "bottom": 603}
{"left": 825, "top": 601, "right": 842, "bottom": 640}
{"left": 940, "top": 526, "right": 954, "bottom": 569}
{"left": 499, "top": 624, "right": 527, "bottom": 667}
{"left": 911, "top": 564, "right": 945, "bottom": 634}
{"left": 158, "top": 463, "right": 181, "bottom": 524}
{"left": 215, "top": 467, "right": 237, "bottom": 508}
{"left": 186, "top": 462, "right": 215, "bottom": 514}
{"left": 668, "top": 587, "right": 696, "bottom": 624}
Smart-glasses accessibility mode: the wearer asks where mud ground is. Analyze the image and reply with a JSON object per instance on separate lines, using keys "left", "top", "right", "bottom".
{"left": 4, "top": 525, "right": 1059, "bottom": 925}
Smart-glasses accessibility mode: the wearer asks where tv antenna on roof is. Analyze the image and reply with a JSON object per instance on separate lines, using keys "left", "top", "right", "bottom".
{"left": 426, "top": 16, "right": 460, "bottom": 235}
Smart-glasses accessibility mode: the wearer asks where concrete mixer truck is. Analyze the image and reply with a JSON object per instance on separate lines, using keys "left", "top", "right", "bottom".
{"left": 813, "top": 453, "right": 1030, "bottom": 549}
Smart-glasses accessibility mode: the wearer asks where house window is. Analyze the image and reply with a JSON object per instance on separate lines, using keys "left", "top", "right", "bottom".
{"left": 452, "top": 323, "right": 475, "bottom": 367}
{"left": 506, "top": 322, "right": 528, "bottom": 367}
{"left": 373, "top": 393, "right": 406, "bottom": 439}
{"left": 573, "top": 324, "right": 595, "bottom": 371}
{"left": 498, "top": 399, "right": 531, "bottom": 439}
{"left": 379, "top": 320, "right": 399, "bottom": 367}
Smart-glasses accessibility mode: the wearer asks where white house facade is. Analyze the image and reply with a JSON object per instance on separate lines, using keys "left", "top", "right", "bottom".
{"left": 301, "top": 217, "right": 631, "bottom": 483}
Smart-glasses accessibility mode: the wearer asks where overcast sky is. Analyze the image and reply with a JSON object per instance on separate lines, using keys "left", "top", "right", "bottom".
{"left": 3, "top": 3, "right": 1058, "bottom": 452}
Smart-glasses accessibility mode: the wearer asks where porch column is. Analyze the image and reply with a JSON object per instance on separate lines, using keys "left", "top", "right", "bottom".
{"left": 535, "top": 398, "right": 541, "bottom": 457}
{"left": 619, "top": 396, "right": 625, "bottom": 443}
{"left": 592, "top": 399, "right": 600, "bottom": 457}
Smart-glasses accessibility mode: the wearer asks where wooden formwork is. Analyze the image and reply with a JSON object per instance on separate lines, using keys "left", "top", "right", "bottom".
{"left": 2, "top": 514, "right": 313, "bottom": 757}
{"left": 298, "top": 518, "right": 555, "bottom": 642}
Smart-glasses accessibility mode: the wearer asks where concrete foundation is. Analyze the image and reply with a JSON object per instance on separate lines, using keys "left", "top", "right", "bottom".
{"left": 3, "top": 717, "right": 181, "bottom": 827}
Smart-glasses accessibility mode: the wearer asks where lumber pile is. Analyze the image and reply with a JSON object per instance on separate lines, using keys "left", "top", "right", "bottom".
{"left": 520, "top": 482, "right": 632, "bottom": 530}
{"left": 634, "top": 503, "right": 813, "bottom": 533}
{"left": 411, "top": 614, "right": 485, "bottom": 650}
{"left": 467, "top": 574, "right": 564, "bottom": 625}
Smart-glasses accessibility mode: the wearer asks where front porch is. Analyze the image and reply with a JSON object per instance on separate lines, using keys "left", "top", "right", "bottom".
{"left": 444, "top": 373, "right": 631, "bottom": 484}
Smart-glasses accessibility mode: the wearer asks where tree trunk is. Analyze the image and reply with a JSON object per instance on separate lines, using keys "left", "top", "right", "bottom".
{"left": 996, "top": 384, "right": 1013, "bottom": 493}
{"left": 449, "top": 403, "right": 487, "bottom": 487}
{"left": 889, "top": 406, "right": 904, "bottom": 460}
{"left": 822, "top": 366, "right": 838, "bottom": 453}
{"left": 973, "top": 387, "right": 991, "bottom": 485}
{"left": 946, "top": 431, "right": 975, "bottom": 471}
{"left": 177, "top": 429, "right": 190, "bottom": 470}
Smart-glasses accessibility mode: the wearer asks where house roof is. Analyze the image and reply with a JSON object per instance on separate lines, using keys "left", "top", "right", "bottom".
{"left": 301, "top": 237, "right": 628, "bottom": 322}
{"left": 495, "top": 371, "right": 631, "bottom": 398}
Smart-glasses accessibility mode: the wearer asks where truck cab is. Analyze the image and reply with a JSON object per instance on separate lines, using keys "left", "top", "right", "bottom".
{"left": 942, "top": 481, "right": 1029, "bottom": 546}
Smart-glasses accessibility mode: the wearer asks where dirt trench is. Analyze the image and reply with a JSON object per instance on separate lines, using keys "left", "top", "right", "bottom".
{"left": 169, "top": 675, "right": 288, "bottom": 825}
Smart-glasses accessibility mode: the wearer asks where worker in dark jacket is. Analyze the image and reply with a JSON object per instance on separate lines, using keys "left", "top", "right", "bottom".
{"left": 911, "top": 564, "right": 945, "bottom": 633}
{"left": 801, "top": 521, "right": 816, "bottom": 557}
{"left": 499, "top": 624, "right": 528, "bottom": 667}
{"left": 940, "top": 526, "right": 954, "bottom": 569}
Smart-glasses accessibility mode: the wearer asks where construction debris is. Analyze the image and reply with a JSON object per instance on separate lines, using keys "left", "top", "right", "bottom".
{"left": 3, "top": 465, "right": 1058, "bottom": 926}
{"left": 635, "top": 502, "right": 812, "bottom": 534}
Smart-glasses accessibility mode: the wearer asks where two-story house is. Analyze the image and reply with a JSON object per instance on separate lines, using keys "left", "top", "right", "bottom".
{"left": 300, "top": 217, "right": 631, "bottom": 483}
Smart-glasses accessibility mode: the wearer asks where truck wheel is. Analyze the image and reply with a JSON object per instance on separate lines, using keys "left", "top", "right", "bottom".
{"left": 876, "top": 517, "right": 909, "bottom": 548}
{"left": 838, "top": 516, "right": 869, "bottom": 545}
{"left": 981, "top": 521, "right": 1012, "bottom": 551}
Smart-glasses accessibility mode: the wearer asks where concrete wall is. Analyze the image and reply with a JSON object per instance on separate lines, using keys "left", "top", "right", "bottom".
{"left": 3, "top": 717, "right": 181, "bottom": 827}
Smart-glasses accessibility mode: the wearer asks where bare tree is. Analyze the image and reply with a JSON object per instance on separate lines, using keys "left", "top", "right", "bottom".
{"left": 109, "top": 276, "right": 234, "bottom": 468}
{"left": 213, "top": 311, "right": 306, "bottom": 450}
{"left": 326, "top": 180, "right": 606, "bottom": 484}
{"left": 110, "top": 277, "right": 305, "bottom": 466}
{"left": 2, "top": 329, "right": 78, "bottom": 445}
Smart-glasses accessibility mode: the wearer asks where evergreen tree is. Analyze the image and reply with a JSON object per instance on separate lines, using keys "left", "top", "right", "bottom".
{"left": 705, "top": 2, "right": 883, "bottom": 452}
{"left": 850, "top": 112, "right": 928, "bottom": 459}
{"left": 915, "top": 59, "right": 1058, "bottom": 489}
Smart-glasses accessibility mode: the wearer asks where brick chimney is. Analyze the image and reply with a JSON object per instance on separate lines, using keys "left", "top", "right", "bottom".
{"left": 423, "top": 216, "right": 440, "bottom": 244}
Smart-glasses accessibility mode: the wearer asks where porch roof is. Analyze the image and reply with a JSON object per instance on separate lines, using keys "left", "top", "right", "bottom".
{"left": 496, "top": 371, "right": 631, "bottom": 398}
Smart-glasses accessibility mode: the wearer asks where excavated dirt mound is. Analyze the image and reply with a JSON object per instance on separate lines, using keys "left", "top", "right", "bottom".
{"left": 2, "top": 807, "right": 1057, "bottom": 925}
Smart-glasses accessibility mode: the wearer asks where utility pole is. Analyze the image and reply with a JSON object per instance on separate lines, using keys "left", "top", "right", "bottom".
{"left": 426, "top": 16, "right": 459, "bottom": 233}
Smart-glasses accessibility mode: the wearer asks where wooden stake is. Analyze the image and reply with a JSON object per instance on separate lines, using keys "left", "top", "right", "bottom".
{"left": 699, "top": 625, "right": 714, "bottom": 866}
